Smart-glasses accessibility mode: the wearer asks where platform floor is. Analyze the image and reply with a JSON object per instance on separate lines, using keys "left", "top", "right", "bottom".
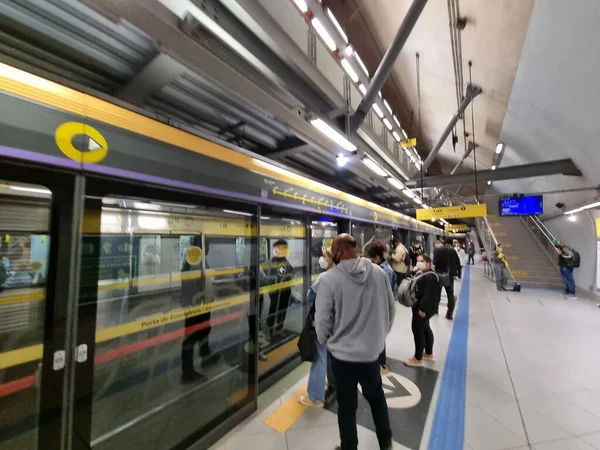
{"left": 210, "top": 264, "right": 600, "bottom": 450}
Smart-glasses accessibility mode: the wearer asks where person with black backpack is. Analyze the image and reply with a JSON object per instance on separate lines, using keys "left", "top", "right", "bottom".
{"left": 404, "top": 254, "right": 440, "bottom": 367}
{"left": 554, "top": 240, "right": 580, "bottom": 300}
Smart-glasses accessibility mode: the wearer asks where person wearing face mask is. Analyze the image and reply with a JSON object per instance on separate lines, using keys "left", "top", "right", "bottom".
{"left": 405, "top": 254, "right": 440, "bottom": 367}
{"left": 299, "top": 246, "right": 336, "bottom": 407}
{"left": 367, "top": 240, "right": 397, "bottom": 375}
{"left": 492, "top": 243, "right": 509, "bottom": 291}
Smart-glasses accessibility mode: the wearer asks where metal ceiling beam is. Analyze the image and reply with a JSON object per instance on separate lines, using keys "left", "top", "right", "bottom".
{"left": 349, "top": 0, "right": 428, "bottom": 132}
{"left": 421, "top": 84, "right": 482, "bottom": 172}
{"left": 117, "top": 52, "right": 186, "bottom": 103}
{"left": 407, "top": 158, "right": 582, "bottom": 188}
{"left": 450, "top": 140, "right": 476, "bottom": 175}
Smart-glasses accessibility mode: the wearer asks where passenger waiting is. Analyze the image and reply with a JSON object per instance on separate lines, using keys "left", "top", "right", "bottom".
{"left": 554, "top": 240, "right": 579, "bottom": 299}
{"left": 405, "top": 254, "right": 440, "bottom": 367}
{"left": 433, "top": 239, "right": 460, "bottom": 320}
{"left": 454, "top": 243, "right": 467, "bottom": 279}
{"left": 390, "top": 237, "right": 409, "bottom": 285}
{"left": 492, "top": 243, "right": 509, "bottom": 291}
{"left": 315, "top": 234, "right": 394, "bottom": 450}
{"left": 299, "top": 246, "right": 336, "bottom": 407}
{"left": 367, "top": 240, "right": 396, "bottom": 375}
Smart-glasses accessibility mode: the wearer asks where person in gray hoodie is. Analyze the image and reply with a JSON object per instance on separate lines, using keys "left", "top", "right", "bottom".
{"left": 316, "top": 234, "right": 395, "bottom": 450}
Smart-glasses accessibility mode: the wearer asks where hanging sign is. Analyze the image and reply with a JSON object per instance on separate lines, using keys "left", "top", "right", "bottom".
{"left": 400, "top": 138, "right": 417, "bottom": 149}
{"left": 416, "top": 204, "right": 487, "bottom": 221}
{"left": 445, "top": 224, "right": 468, "bottom": 232}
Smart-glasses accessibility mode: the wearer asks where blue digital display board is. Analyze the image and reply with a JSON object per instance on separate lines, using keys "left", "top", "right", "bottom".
{"left": 499, "top": 195, "right": 543, "bottom": 216}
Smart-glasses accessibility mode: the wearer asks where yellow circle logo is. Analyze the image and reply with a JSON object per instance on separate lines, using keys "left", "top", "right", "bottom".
{"left": 55, "top": 122, "right": 108, "bottom": 163}
{"left": 374, "top": 211, "right": 378, "bottom": 221}
{"left": 185, "top": 246, "right": 203, "bottom": 265}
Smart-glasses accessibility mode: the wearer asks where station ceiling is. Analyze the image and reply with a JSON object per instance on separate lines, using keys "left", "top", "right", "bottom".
{"left": 0, "top": 0, "right": 596, "bottom": 218}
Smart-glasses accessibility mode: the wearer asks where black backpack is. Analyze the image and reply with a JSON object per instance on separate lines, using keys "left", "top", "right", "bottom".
{"left": 568, "top": 248, "right": 581, "bottom": 268}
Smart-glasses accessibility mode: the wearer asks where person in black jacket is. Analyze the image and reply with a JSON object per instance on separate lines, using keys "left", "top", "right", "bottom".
{"left": 265, "top": 240, "right": 294, "bottom": 336}
{"left": 405, "top": 254, "right": 440, "bottom": 367}
{"left": 433, "top": 238, "right": 460, "bottom": 320}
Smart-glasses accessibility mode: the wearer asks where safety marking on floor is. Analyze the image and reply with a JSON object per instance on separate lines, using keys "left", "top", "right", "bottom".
{"left": 325, "top": 357, "right": 438, "bottom": 450}
{"left": 428, "top": 264, "right": 471, "bottom": 450}
{"left": 258, "top": 337, "right": 299, "bottom": 374}
{"left": 263, "top": 386, "right": 308, "bottom": 433}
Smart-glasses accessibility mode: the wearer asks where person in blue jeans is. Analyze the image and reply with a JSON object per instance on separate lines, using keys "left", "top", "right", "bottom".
{"left": 299, "top": 246, "right": 335, "bottom": 407}
{"left": 555, "top": 240, "right": 577, "bottom": 299}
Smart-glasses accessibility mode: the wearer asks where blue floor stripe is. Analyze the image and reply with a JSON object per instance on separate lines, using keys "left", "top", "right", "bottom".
{"left": 428, "top": 264, "right": 471, "bottom": 450}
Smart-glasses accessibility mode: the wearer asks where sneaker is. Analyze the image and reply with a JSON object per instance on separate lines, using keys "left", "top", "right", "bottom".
{"left": 404, "top": 357, "right": 424, "bottom": 367}
{"left": 423, "top": 353, "right": 434, "bottom": 360}
{"left": 380, "top": 364, "right": 390, "bottom": 375}
{"left": 568, "top": 295, "right": 578, "bottom": 300}
{"left": 299, "top": 395, "right": 324, "bottom": 407}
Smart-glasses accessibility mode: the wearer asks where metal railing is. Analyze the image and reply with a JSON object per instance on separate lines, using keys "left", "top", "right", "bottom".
{"left": 475, "top": 215, "right": 498, "bottom": 283}
{"left": 520, "top": 215, "right": 560, "bottom": 269}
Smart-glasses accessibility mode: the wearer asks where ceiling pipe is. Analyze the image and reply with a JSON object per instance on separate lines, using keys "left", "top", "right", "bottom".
{"left": 420, "top": 84, "right": 482, "bottom": 172}
{"left": 450, "top": 140, "right": 476, "bottom": 175}
{"left": 348, "top": 0, "right": 428, "bottom": 132}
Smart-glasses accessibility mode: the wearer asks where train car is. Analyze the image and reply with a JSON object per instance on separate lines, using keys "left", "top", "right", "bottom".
{"left": 0, "top": 63, "right": 443, "bottom": 450}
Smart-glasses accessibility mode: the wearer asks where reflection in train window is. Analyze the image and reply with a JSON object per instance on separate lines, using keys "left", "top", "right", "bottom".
{"left": 257, "top": 216, "right": 306, "bottom": 378}
{"left": 0, "top": 182, "right": 52, "bottom": 450}
{"left": 352, "top": 222, "right": 375, "bottom": 256}
{"left": 310, "top": 219, "right": 337, "bottom": 278}
{"left": 82, "top": 198, "right": 256, "bottom": 449}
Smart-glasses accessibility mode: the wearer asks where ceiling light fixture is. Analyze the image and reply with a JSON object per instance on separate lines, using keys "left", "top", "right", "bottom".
{"left": 403, "top": 189, "right": 416, "bottom": 198}
{"left": 358, "top": 84, "right": 367, "bottom": 95}
{"left": 383, "top": 100, "right": 393, "bottom": 115}
{"left": 311, "top": 18, "right": 337, "bottom": 51}
{"left": 336, "top": 153, "right": 348, "bottom": 167}
{"left": 392, "top": 131, "right": 401, "bottom": 142}
{"left": 372, "top": 104, "right": 384, "bottom": 118}
{"left": 387, "top": 177, "right": 405, "bottom": 190}
{"left": 487, "top": 180, "right": 492, "bottom": 185}
{"left": 340, "top": 58, "right": 359, "bottom": 83}
{"left": 361, "top": 155, "right": 388, "bottom": 177}
{"left": 292, "top": 0, "right": 308, "bottom": 13}
{"left": 383, "top": 118, "right": 393, "bottom": 131}
{"left": 310, "top": 118, "right": 357, "bottom": 151}
{"left": 327, "top": 8, "right": 348, "bottom": 44}
{"left": 563, "top": 201, "right": 600, "bottom": 215}
{"left": 393, "top": 115, "right": 401, "bottom": 128}
{"left": 414, "top": 197, "right": 423, "bottom": 205}
{"left": 355, "top": 53, "right": 369, "bottom": 76}
{"left": 491, "top": 165, "right": 496, "bottom": 170}
{"left": 496, "top": 143, "right": 504, "bottom": 154}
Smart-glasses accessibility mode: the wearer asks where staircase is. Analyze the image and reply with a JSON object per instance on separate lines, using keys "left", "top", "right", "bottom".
{"left": 486, "top": 214, "right": 564, "bottom": 289}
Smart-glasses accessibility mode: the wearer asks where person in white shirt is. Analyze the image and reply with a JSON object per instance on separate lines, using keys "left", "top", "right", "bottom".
{"left": 454, "top": 244, "right": 467, "bottom": 279}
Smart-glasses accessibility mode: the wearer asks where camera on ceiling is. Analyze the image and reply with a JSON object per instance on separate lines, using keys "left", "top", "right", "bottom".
{"left": 556, "top": 202, "right": 566, "bottom": 211}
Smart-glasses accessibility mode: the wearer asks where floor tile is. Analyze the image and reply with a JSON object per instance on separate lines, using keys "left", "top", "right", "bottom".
{"left": 481, "top": 401, "right": 528, "bottom": 440}
{"left": 533, "top": 436, "right": 596, "bottom": 450}
{"left": 580, "top": 432, "right": 600, "bottom": 449}
{"left": 224, "top": 431, "right": 287, "bottom": 450}
{"left": 518, "top": 404, "right": 573, "bottom": 444}
{"left": 464, "top": 405, "right": 527, "bottom": 450}
{"left": 558, "top": 389, "right": 600, "bottom": 419}
{"left": 522, "top": 395, "right": 600, "bottom": 435}
{"left": 289, "top": 405, "right": 338, "bottom": 430}
{"left": 286, "top": 423, "right": 340, "bottom": 449}
{"left": 466, "top": 374, "right": 515, "bottom": 407}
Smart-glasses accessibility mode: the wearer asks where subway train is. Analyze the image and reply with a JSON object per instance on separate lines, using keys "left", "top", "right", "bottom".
{"left": 0, "top": 63, "right": 443, "bottom": 450}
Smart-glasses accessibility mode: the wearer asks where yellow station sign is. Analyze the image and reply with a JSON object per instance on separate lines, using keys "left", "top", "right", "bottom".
{"left": 445, "top": 224, "right": 468, "bottom": 232}
{"left": 400, "top": 138, "right": 417, "bottom": 149}
{"left": 416, "top": 204, "right": 487, "bottom": 221}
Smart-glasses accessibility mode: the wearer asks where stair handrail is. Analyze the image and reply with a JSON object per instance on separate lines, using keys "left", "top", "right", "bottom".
{"left": 519, "top": 215, "right": 562, "bottom": 273}
{"left": 530, "top": 215, "right": 558, "bottom": 248}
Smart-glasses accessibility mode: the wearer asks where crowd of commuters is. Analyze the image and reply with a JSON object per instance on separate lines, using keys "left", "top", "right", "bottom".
{"left": 298, "top": 233, "right": 470, "bottom": 450}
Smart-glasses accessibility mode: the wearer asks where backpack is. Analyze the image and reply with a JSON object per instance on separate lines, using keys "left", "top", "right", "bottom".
{"left": 396, "top": 271, "right": 439, "bottom": 308}
{"left": 567, "top": 248, "right": 580, "bottom": 268}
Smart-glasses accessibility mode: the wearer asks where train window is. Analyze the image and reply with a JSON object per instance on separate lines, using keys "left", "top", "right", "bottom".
{"left": 81, "top": 197, "right": 257, "bottom": 449}
{"left": 310, "top": 219, "right": 337, "bottom": 278}
{"left": 257, "top": 215, "right": 306, "bottom": 378}
{"left": 351, "top": 222, "right": 375, "bottom": 256}
{"left": 0, "top": 182, "right": 52, "bottom": 450}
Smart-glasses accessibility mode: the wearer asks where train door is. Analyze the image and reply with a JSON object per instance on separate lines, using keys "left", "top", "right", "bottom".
{"left": 70, "top": 177, "right": 259, "bottom": 450}
{"left": 0, "top": 166, "right": 82, "bottom": 450}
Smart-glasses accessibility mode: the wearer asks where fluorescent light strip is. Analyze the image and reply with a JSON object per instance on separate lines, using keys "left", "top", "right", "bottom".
{"left": 403, "top": 189, "right": 416, "bottom": 199}
{"left": 372, "top": 103, "right": 384, "bottom": 118}
{"left": 361, "top": 156, "right": 388, "bottom": 177}
{"left": 563, "top": 201, "right": 600, "bottom": 215}
{"left": 383, "top": 99, "right": 393, "bottom": 115}
{"left": 387, "top": 177, "right": 405, "bottom": 190}
{"left": 392, "top": 131, "right": 401, "bottom": 142}
{"left": 393, "top": 115, "right": 401, "bottom": 128}
{"left": 310, "top": 118, "right": 357, "bottom": 151}
{"left": 327, "top": 8, "right": 348, "bottom": 44}
{"left": 358, "top": 84, "right": 367, "bottom": 95}
{"left": 355, "top": 53, "right": 369, "bottom": 76}
{"left": 383, "top": 118, "right": 393, "bottom": 130}
{"left": 223, "top": 209, "right": 253, "bottom": 216}
{"left": 402, "top": 129, "right": 408, "bottom": 139}
{"left": 311, "top": 18, "right": 337, "bottom": 51}
{"left": 496, "top": 143, "right": 504, "bottom": 154}
{"left": 292, "top": 0, "right": 308, "bottom": 13}
{"left": 491, "top": 165, "right": 496, "bottom": 170}
{"left": 8, "top": 185, "right": 51, "bottom": 195}
{"left": 340, "top": 58, "right": 359, "bottom": 83}
{"left": 414, "top": 197, "right": 423, "bottom": 205}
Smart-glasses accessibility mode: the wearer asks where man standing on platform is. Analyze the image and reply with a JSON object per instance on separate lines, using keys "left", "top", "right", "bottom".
{"left": 315, "top": 234, "right": 395, "bottom": 450}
